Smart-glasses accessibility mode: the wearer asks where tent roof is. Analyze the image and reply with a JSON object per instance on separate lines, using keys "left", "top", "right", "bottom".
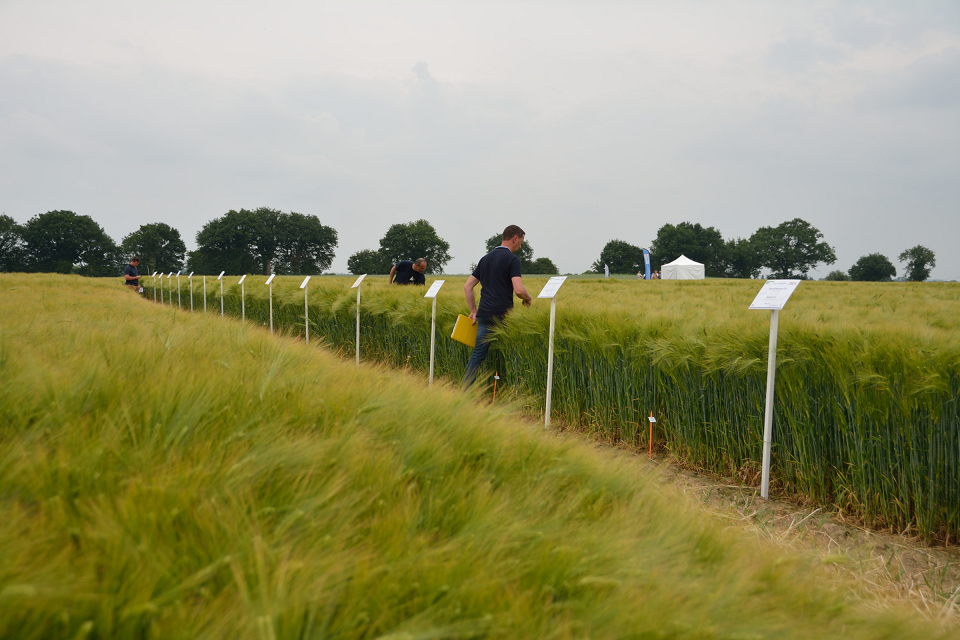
{"left": 663, "top": 254, "right": 703, "bottom": 267}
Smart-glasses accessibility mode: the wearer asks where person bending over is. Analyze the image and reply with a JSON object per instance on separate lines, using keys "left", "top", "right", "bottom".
{"left": 390, "top": 258, "right": 427, "bottom": 285}
{"left": 462, "top": 225, "right": 532, "bottom": 387}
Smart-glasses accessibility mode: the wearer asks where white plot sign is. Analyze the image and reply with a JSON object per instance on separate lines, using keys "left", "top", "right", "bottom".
{"left": 536, "top": 276, "right": 567, "bottom": 428}
{"left": 424, "top": 279, "right": 445, "bottom": 299}
{"left": 351, "top": 274, "right": 366, "bottom": 289}
{"left": 749, "top": 279, "right": 801, "bottom": 501}
{"left": 424, "top": 280, "right": 445, "bottom": 386}
{"left": 749, "top": 280, "right": 801, "bottom": 310}
{"left": 537, "top": 276, "right": 567, "bottom": 299}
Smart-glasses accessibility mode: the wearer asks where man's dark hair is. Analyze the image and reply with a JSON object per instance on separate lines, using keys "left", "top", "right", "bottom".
{"left": 414, "top": 258, "right": 426, "bottom": 267}
{"left": 130, "top": 257, "right": 140, "bottom": 263}
{"left": 502, "top": 225, "right": 525, "bottom": 241}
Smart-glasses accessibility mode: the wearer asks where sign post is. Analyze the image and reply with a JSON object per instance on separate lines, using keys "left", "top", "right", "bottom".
{"left": 238, "top": 274, "right": 247, "bottom": 322}
{"left": 265, "top": 274, "right": 276, "bottom": 333}
{"left": 299, "top": 276, "right": 311, "bottom": 343}
{"left": 350, "top": 274, "right": 367, "bottom": 366}
{"left": 188, "top": 272, "right": 194, "bottom": 312}
{"left": 152, "top": 272, "right": 158, "bottom": 303}
{"left": 167, "top": 273, "right": 173, "bottom": 305}
{"left": 217, "top": 271, "right": 225, "bottom": 316}
{"left": 748, "top": 279, "right": 801, "bottom": 500}
{"left": 176, "top": 271, "right": 182, "bottom": 309}
{"left": 203, "top": 276, "right": 207, "bottom": 313}
{"left": 537, "top": 276, "right": 567, "bottom": 427}
{"left": 423, "top": 279, "right": 446, "bottom": 386}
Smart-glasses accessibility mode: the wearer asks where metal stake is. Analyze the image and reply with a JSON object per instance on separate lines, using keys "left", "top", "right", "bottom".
{"left": 545, "top": 296, "right": 557, "bottom": 427}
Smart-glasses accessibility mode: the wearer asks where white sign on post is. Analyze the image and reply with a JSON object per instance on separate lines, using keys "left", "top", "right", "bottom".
{"left": 424, "top": 279, "right": 445, "bottom": 299}
{"left": 218, "top": 271, "right": 225, "bottom": 317}
{"left": 300, "top": 276, "right": 311, "bottom": 344}
{"left": 265, "top": 274, "right": 276, "bottom": 333}
{"left": 152, "top": 272, "right": 158, "bottom": 303}
{"left": 188, "top": 273, "right": 194, "bottom": 312}
{"left": 176, "top": 271, "right": 182, "bottom": 309}
{"left": 750, "top": 279, "right": 801, "bottom": 501}
{"left": 167, "top": 273, "right": 173, "bottom": 305}
{"left": 537, "top": 276, "right": 567, "bottom": 299}
{"left": 351, "top": 274, "right": 366, "bottom": 366}
{"left": 537, "top": 276, "right": 567, "bottom": 427}
{"left": 749, "top": 280, "right": 801, "bottom": 310}
{"left": 424, "top": 280, "right": 445, "bottom": 386}
{"left": 238, "top": 275, "right": 247, "bottom": 322}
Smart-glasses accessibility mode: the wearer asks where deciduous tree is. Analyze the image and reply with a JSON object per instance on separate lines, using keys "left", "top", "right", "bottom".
{"left": 121, "top": 223, "right": 187, "bottom": 274}
{"left": 378, "top": 220, "right": 451, "bottom": 274}
{"left": 649, "top": 222, "right": 726, "bottom": 277}
{"left": 898, "top": 245, "right": 936, "bottom": 282}
{"left": 750, "top": 218, "right": 836, "bottom": 279}
{"left": 347, "top": 249, "right": 390, "bottom": 275}
{"left": 591, "top": 239, "right": 644, "bottom": 274}
{"left": 849, "top": 253, "right": 896, "bottom": 281}
{"left": 0, "top": 214, "right": 24, "bottom": 272}
{"left": 275, "top": 212, "right": 338, "bottom": 275}
{"left": 21, "top": 210, "right": 121, "bottom": 276}
{"left": 484, "top": 233, "right": 558, "bottom": 273}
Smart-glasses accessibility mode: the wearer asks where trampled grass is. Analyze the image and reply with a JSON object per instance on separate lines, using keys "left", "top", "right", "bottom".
{"left": 0, "top": 273, "right": 953, "bottom": 638}
{"left": 145, "top": 273, "right": 959, "bottom": 542}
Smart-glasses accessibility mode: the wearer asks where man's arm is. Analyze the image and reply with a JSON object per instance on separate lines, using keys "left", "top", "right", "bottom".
{"left": 463, "top": 275, "right": 480, "bottom": 323}
{"left": 512, "top": 276, "right": 532, "bottom": 307}
{"left": 388, "top": 264, "right": 397, "bottom": 284}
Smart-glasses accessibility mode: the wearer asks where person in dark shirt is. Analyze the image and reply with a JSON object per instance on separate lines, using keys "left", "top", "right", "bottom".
{"left": 123, "top": 257, "right": 142, "bottom": 290}
{"left": 462, "top": 225, "right": 532, "bottom": 386}
{"left": 390, "top": 258, "right": 427, "bottom": 285}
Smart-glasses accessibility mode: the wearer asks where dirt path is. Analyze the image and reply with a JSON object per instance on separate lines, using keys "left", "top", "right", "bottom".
{"left": 627, "top": 448, "right": 960, "bottom": 624}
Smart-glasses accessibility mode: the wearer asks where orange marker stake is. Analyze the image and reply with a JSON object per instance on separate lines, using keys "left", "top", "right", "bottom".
{"left": 648, "top": 411, "right": 657, "bottom": 459}
{"left": 493, "top": 372, "right": 499, "bottom": 405}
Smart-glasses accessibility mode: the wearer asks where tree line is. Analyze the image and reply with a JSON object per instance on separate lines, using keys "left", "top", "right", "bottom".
{"left": 0, "top": 210, "right": 937, "bottom": 281}
{"left": 594, "top": 218, "right": 936, "bottom": 281}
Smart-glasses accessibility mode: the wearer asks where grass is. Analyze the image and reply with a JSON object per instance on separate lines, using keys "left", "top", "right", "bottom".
{"left": 0, "top": 272, "right": 954, "bottom": 638}
{"left": 148, "top": 273, "right": 960, "bottom": 542}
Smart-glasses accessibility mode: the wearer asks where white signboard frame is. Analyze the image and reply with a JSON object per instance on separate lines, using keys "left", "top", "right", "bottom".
{"left": 537, "top": 276, "right": 567, "bottom": 427}
{"left": 750, "top": 279, "right": 801, "bottom": 500}
{"left": 300, "top": 276, "right": 311, "bottom": 343}
{"left": 424, "top": 280, "right": 445, "bottom": 385}
{"left": 749, "top": 279, "right": 801, "bottom": 311}
{"left": 218, "top": 272, "right": 225, "bottom": 316}
{"left": 265, "top": 274, "right": 276, "bottom": 333}
{"left": 188, "top": 272, "right": 194, "bottom": 312}
{"left": 351, "top": 274, "right": 366, "bottom": 365}
{"left": 238, "top": 275, "right": 247, "bottom": 321}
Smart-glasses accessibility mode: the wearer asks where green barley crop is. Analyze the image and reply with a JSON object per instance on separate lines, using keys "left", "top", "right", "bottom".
{"left": 1, "top": 273, "right": 954, "bottom": 638}
{"left": 148, "top": 273, "right": 959, "bottom": 542}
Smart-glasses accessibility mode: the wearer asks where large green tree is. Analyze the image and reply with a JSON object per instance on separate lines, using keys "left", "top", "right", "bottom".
{"left": 483, "top": 233, "right": 558, "bottom": 274}
{"left": 898, "top": 245, "right": 935, "bottom": 282}
{"left": 0, "top": 215, "right": 24, "bottom": 272}
{"left": 378, "top": 220, "right": 451, "bottom": 274}
{"left": 717, "top": 237, "right": 761, "bottom": 279}
{"left": 274, "top": 212, "right": 338, "bottom": 275}
{"left": 649, "top": 222, "right": 726, "bottom": 277}
{"left": 347, "top": 249, "right": 390, "bottom": 275}
{"left": 591, "top": 239, "right": 644, "bottom": 274}
{"left": 121, "top": 223, "right": 187, "bottom": 275}
{"left": 190, "top": 208, "right": 336, "bottom": 275}
{"left": 750, "top": 218, "right": 836, "bottom": 279}
{"left": 20, "top": 210, "right": 121, "bottom": 276}
{"left": 849, "top": 253, "right": 896, "bottom": 281}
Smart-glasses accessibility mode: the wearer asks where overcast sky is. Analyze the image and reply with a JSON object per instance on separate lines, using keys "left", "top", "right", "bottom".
{"left": 1, "top": 1, "right": 958, "bottom": 277}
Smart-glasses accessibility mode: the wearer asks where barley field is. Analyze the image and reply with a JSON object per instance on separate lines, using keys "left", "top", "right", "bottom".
{"left": 0, "top": 273, "right": 954, "bottom": 638}
{"left": 146, "top": 273, "right": 959, "bottom": 542}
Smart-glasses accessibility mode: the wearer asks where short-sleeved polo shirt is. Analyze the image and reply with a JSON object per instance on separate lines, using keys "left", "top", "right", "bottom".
{"left": 472, "top": 246, "right": 522, "bottom": 317}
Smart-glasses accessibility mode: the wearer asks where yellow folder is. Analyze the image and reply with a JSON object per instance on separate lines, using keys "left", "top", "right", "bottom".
{"left": 451, "top": 314, "right": 478, "bottom": 348}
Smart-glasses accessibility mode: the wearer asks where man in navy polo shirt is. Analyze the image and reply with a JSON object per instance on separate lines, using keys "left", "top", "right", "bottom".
{"left": 463, "top": 225, "right": 532, "bottom": 386}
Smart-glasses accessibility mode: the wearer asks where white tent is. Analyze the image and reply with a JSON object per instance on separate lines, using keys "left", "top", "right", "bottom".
{"left": 661, "top": 255, "right": 705, "bottom": 280}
